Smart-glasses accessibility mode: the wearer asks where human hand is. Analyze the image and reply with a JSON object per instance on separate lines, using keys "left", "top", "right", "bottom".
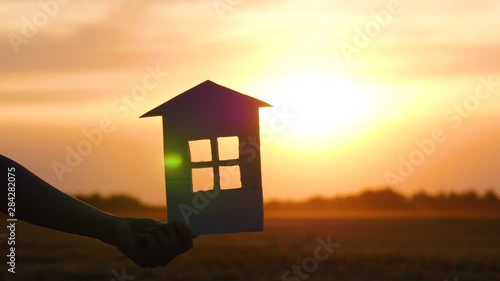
{"left": 107, "top": 217, "right": 194, "bottom": 268}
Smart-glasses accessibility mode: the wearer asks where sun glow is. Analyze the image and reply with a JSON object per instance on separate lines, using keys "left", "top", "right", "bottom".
{"left": 262, "top": 74, "right": 378, "bottom": 142}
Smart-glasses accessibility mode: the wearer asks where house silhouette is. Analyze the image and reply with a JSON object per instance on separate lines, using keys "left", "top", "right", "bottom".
{"left": 141, "top": 80, "right": 271, "bottom": 234}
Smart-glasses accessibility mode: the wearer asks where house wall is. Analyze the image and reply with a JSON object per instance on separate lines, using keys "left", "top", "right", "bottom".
{"left": 160, "top": 109, "right": 265, "bottom": 233}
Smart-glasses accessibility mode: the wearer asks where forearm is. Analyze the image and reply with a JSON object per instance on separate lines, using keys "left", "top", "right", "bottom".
{"left": 1, "top": 154, "right": 116, "bottom": 244}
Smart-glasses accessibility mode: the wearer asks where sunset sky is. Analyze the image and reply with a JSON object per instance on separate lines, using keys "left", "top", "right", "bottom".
{"left": 1, "top": 0, "right": 499, "bottom": 205}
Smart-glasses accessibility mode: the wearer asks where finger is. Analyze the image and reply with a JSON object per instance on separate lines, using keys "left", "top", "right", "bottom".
{"left": 138, "top": 232, "right": 160, "bottom": 251}
{"left": 151, "top": 227, "right": 174, "bottom": 248}
{"left": 138, "top": 232, "right": 168, "bottom": 267}
{"left": 132, "top": 218, "right": 160, "bottom": 232}
{"left": 172, "top": 223, "right": 193, "bottom": 251}
{"left": 146, "top": 224, "right": 179, "bottom": 248}
{"left": 162, "top": 225, "right": 181, "bottom": 246}
{"left": 143, "top": 226, "right": 159, "bottom": 233}
{"left": 152, "top": 227, "right": 180, "bottom": 266}
{"left": 172, "top": 222, "right": 191, "bottom": 239}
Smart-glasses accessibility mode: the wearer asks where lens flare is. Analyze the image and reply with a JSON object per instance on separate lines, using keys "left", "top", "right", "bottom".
{"left": 165, "top": 153, "right": 182, "bottom": 169}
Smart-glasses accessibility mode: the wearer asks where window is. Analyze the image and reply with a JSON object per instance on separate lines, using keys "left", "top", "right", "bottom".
{"left": 192, "top": 168, "right": 213, "bottom": 192}
{"left": 189, "top": 140, "right": 212, "bottom": 162}
{"left": 218, "top": 136, "right": 239, "bottom": 160}
{"left": 189, "top": 136, "right": 242, "bottom": 191}
{"left": 219, "top": 166, "right": 242, "bottom": 190}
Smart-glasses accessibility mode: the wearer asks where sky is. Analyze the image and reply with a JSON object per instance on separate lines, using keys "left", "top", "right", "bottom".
{"left": 1, "top": 0, "right": 499, "bottom": 205}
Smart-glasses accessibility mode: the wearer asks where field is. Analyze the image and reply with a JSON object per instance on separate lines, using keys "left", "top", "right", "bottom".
{"left": 1, "top": 215, "right": 500, "bottom": 281}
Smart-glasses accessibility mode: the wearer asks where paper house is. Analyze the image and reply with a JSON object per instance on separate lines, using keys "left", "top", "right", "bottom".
{"left": 140, "top": 80, "right": 271, "bottom": 235}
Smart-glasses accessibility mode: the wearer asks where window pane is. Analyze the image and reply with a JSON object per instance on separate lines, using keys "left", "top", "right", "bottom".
{"left": 219, "top": 166, "right": 242, "bottom": 190}
{"left": 218, "top": 136, "right": 239, "bottom": 160}
{"left": 192, "top": 168, "right": 213, "bottom": 192}
{"left": 189, "top": 139, "right": 212, "bottom": 162}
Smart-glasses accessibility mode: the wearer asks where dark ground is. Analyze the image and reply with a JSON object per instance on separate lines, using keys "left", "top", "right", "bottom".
{"left": 1, "top": 215, "right": 499, "bottom": 281}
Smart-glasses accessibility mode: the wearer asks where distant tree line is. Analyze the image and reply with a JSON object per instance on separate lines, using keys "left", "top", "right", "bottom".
{"left": 266, "top": 188, "right": 500, "bottom": 217}
{"left": 75, "top": 188, "right": 500, "bottom": 217}
{"left": 75, "top": 193, "right": 151, "bottom": 211}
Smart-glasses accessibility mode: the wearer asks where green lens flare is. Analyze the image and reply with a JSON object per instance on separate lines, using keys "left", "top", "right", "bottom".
{"left": 164, "top": 154, "right": 182, "bottom": 169}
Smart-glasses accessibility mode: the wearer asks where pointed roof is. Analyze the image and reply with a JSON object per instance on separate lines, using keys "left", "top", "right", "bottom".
{"left": 140, "top": 80, "right": 271, "bottom": 118}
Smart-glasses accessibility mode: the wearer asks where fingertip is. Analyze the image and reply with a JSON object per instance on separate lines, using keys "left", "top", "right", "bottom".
{"left": 170, "top": 223, "right": 188, "bottom": 237}
{"left": 167, "top": 223, "right": 194, "bottom": 252}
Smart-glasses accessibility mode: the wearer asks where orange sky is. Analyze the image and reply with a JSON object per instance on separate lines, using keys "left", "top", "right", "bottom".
{"left": 1, "top": 0, "right": 499, "bottom": 205}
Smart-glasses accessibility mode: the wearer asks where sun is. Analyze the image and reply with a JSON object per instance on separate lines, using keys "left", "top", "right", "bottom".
{"left": 261, "top": 74, "right": 377, "bottom": 142}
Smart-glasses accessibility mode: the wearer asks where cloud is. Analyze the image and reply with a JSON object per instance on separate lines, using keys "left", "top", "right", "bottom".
{"left": 1, "top": 0, "right": 499, "bottom": 81}
{"left": 0, "top": 89, "right": 108, "bottom": 105}
{"left": 0, "top": 2, "right": 155, "bottom": 74}
{"left": 363, "top": 43, "right": 500, "bottom": 80}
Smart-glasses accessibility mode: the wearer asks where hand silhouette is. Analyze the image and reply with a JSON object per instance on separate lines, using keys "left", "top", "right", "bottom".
{"left": 0, "top": 154, "right": 195, "bottom": 268}
{"left": 110, "top": 218, "right": 194, "bottom": 268}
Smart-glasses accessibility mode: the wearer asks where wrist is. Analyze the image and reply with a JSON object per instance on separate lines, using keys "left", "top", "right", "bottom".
{"left": 97, "top": 215, "right": 122, "bottom": 246}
